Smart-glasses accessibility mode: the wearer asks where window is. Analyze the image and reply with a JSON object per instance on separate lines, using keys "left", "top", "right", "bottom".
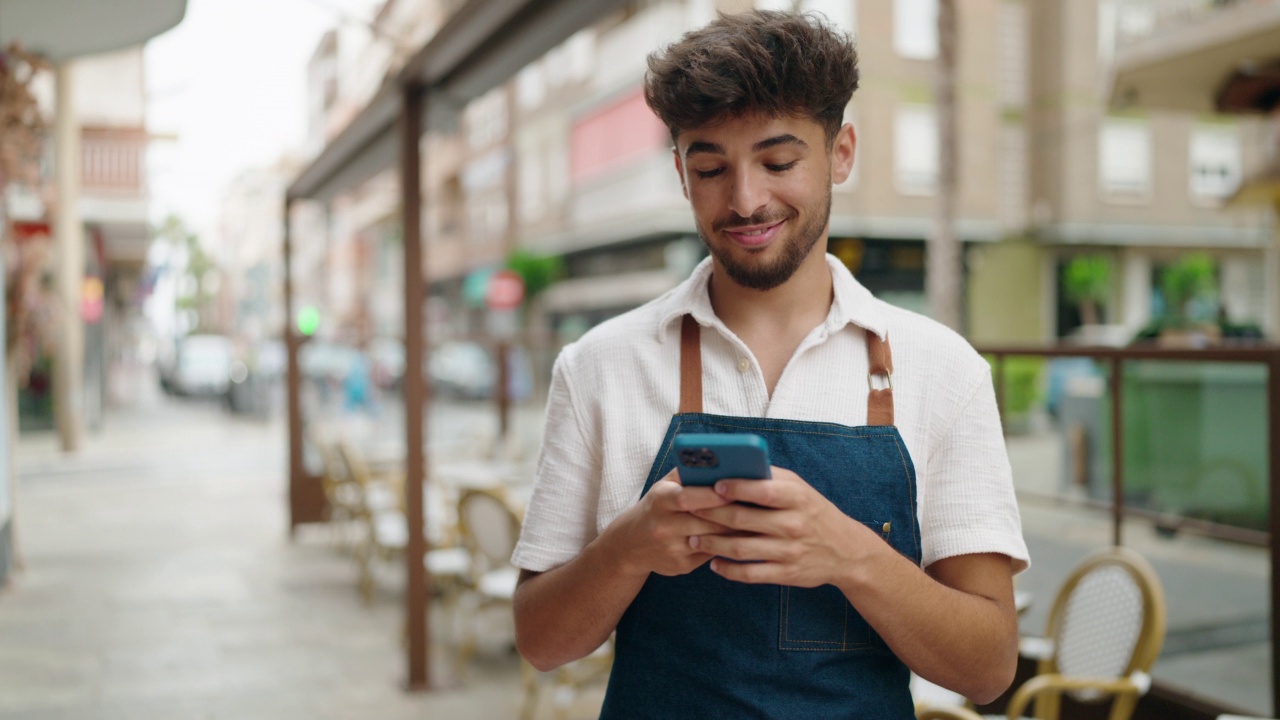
{"left": 567, "top": 30, "right": 595, "bottom": 82}
{"left": 1189, "top": 125, "right": 1242, "bottom": 202}
{"left": 466, "top": 88, "right": 508, "bottom": 151}
{"left": 1098, "top": 118, "right": 1151, "bottom": 197}
{"left": 516, "top": 62, "right": 545, "bottom": 111}
{"left": 895, "top": 105, "right": 937, "bottom": 195}
{"left": 518, "top": 151, "right": 543, "bottom": 223}
{"left": 894, "top": 0, "right": 937, "bottom": 60}
{"left": 1098, "top": 0, "right": 1155, "bottom": 67}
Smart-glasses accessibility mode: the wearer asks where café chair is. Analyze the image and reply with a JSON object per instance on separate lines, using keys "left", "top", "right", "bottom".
{"left": 1003, "top": 546, "right": 1166, "bottom": 720}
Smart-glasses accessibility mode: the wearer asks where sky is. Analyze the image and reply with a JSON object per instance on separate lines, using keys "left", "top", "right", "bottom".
{"left": 144, "top": 0, "right": 380, "bottom": 246}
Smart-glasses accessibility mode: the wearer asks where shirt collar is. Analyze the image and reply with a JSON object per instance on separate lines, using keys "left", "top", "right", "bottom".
{"left": 655, "top": 254, "right": 888, "bottom": 342}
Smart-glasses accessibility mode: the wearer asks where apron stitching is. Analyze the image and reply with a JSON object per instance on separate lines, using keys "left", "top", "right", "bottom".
{"left": 889, "top": 435, "right": 922, "bottom": 561}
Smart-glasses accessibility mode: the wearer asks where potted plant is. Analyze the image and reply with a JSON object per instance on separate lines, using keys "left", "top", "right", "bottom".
{"left": 1062, "top": 255, "right": 1112, "bottom": 328}
{"left": 1156, "top": 254, "right": 1219, "bottom": 347}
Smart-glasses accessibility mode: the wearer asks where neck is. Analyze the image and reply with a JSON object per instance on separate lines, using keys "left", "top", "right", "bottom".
{"left": 708, "top": 247, "right": 834, "bottom": 337}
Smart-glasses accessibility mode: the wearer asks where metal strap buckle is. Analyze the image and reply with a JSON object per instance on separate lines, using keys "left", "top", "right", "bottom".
{"left": 868, "top": 370, "right": 893, "bottom": 392}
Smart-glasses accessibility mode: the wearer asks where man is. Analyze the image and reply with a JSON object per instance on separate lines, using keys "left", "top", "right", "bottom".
{"left": 512, "top": 10, "right": 1028, "bottom": 718}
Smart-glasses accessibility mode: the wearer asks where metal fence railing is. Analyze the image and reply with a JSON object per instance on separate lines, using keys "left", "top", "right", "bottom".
{"left": 978, "top": 343, "right": 1280, "bottom": 716}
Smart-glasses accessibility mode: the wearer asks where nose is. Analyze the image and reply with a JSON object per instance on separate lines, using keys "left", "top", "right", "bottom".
{"left": 727, "top": 167, "right": 768, "bottom": 219}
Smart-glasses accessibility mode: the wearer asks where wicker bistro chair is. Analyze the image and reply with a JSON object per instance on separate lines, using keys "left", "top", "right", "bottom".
{"left": 336, "top": 442, "right": 471, "bottom": 611}
{"left": 312, "top": 431, "right": 364, "bottom": 552}
{"left": 1004, "top": 546, "right": 1167, "bottom": 720}
{"left": 454, "top": 488, "right": 522, "bottom": 665}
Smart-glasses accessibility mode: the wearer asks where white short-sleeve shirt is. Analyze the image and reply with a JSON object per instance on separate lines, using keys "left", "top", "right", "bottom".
{"left": 512, "top": 255, "right": 1029, "bottom": 575}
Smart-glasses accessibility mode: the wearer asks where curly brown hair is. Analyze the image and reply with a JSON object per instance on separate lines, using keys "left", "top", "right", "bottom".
{"left": 643, "top": 10, "right": 859, "bottom": 146}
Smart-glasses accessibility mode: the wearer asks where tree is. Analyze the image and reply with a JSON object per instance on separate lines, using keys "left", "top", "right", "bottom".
{"left": 155, "top": 215, "right": 217, "bottom": 334}
{"left": 1062, "top": 255, "right": 1112, "bottom": 327}
{"left": 1160, "top": 254, "right": 1217, "bottom": 329}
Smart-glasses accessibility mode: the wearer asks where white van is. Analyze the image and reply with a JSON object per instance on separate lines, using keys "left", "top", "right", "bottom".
{"left": 172, "top": 334, "right": 236, "bottom": 396}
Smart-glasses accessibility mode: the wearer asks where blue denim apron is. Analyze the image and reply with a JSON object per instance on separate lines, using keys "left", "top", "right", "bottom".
{"left": 599, "top": 316, "right": 921, "bottom": 719}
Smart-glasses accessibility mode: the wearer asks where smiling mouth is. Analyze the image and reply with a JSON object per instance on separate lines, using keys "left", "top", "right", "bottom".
{"left": 724, "top": 220, "right": 784, "bottom": 247}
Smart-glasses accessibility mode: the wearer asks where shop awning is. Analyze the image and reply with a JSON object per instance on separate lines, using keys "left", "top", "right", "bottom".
{"left": 0, "top": 0, "right": 186, "bottom": 61}
{"left": 287, "top": 0, "right": 630, "bottom": 203}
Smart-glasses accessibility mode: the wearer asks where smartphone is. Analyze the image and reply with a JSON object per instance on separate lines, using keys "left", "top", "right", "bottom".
{"left": 673, "top": 433, "right": 771, "bottom": 486}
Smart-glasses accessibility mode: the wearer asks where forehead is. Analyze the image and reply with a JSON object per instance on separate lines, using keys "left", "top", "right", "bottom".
{"left": 676, "top": 113, "right": 826, "bottom": 154}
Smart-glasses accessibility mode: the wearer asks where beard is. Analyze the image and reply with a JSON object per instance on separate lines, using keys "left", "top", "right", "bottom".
{"left": 697, "top": 185, "right": 832, "bottom": 291}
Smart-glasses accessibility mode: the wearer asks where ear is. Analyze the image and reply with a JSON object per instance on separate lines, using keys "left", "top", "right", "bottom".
{"left": 672, "top": 146, "right": 689, "bottom": 200}
{"left": 829, "top": 123, "right": 856, "bottom": 185}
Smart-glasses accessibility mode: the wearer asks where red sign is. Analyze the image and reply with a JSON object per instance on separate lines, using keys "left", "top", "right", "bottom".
{"left": 12, "top": 222, "right": 51, "bottom": 243}
{"left": 485, "top": 269, "right": 525, "bottom": 310}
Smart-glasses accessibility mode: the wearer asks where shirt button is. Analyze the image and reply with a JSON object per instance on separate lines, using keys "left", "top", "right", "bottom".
{"left": 737, "top": 358, "right": 750, "bottom": 373}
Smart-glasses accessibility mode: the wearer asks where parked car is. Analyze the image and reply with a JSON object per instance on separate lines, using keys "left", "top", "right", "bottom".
{"left": 170, "top": 334, "right": 236, "bottom": 397}
{"left": 429, "top": 341, "right": 494, "bottom": 399}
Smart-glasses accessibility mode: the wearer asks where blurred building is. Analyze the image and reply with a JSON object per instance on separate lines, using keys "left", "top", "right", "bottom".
{"left": 0, "top": 0, "right": 185, "bottom": 592}
{"left": 217, "top": 156, "right": 302, "bottom": 347}
{"left": 7, "top": 47, "right": 161, "bottom": 431}
{"left": 1108, "top": 0, "right": 1280, "bottom": 339}
{"left": 294, "top": 0, "right": 1277, "bottom": 358}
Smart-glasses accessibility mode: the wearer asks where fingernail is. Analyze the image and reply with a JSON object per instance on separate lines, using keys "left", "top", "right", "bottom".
{"left": 689, "top": 536, "right": 700, "bottom": 550}
{"left": 714, "top": 481, "right": 727, "bottom": 495}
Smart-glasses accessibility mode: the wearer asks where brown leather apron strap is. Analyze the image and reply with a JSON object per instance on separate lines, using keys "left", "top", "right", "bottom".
{"left": 678, "top": 315, "right": 893, "bottom": 425}
{"left": 866, "top": 330, "right": 894, "bottom": 427}
{"left": 680, "top": 315, "right": 703, "bottom": 414}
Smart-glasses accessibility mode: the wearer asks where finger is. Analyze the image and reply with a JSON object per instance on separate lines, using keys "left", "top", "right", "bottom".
{"left": 674, "top": 515, "right": 730, "bottom": 537}
{"left": 660, "top": 466, "right": 682, "bottom": 486}
{"left": 692, "top": 504, "right": 782, "bottom": 535}
{"left": 648, "top": 482, "right": 731, "bottom": 513}
{"left": 691, "top": 533, "right": 782, "bottom": 562}
{"left": 708, "top": 558, "right": 782, "bottom": 584}
{"left": 712, "top": 478, "right": 796, "bottom": 509}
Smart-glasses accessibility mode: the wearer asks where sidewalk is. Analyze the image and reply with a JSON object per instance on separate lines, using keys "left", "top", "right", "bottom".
{"left": 0, "top": 394, "right": 537, "bottom": 720}
{"left": 0, "top": 392, "right": 1271, "bottom": 717}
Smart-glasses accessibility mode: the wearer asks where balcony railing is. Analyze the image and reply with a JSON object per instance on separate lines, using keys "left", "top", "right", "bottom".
{"left": 80, "top": 126, "right": 148, "bottom": 197}
{"left": 1116, "top": 0, "right": 1267, "bottom": 44}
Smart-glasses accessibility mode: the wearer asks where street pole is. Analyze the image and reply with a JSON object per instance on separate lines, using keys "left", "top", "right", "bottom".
{"left": 927, "top": 0, "right": 962, "bottom": 332}
{"left": 399, "top": 83, "right": 431, "bottom": 691}
{"left": 283, "top": 197, "right": 305, "bottom": 534}
{"left": 53, "top": 61, "right": 84, "bottom": 452}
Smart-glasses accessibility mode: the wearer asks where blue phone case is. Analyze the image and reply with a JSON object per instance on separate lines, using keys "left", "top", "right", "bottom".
{"left": 673, "top": 433, "right": 771, "bottom": 486}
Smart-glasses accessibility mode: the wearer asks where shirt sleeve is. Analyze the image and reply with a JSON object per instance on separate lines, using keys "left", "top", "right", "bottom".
{"left": 919, "top": 364, "right": 1030, "bottom": 575}
{"left": 511, "top": 347, "right": 604, "bottom": 572}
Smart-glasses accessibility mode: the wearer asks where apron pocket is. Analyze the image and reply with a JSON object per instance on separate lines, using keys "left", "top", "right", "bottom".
{"left": 778, "top": 583, "right": 877, "bottom": 651}
{"left": 777, "top": 521, "right": 899, "bottom": 653}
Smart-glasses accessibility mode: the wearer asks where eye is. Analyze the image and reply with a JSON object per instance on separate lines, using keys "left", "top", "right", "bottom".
{"left": 765, "top": 161, "right": 798, "bottom": 173}
{"left": 694, "top": 168, "right": 724, "bottom": 179}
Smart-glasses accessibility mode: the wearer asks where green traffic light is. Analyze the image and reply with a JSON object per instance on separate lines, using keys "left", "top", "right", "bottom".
{"left": 297, "top": 306, "right": 320, "bottom": 336}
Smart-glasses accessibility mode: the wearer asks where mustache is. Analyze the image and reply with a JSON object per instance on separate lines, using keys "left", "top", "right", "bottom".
{"left": 713, "top": 209, "right": 794, "bottom": 233}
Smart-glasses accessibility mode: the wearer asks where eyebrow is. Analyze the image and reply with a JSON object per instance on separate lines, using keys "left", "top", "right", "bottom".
{"left": 683, "top": 134, "right": 809, "bottom": 158}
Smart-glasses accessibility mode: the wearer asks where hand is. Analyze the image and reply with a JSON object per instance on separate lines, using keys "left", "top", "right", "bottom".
{"left": 689, "top": 467, "right": 877, "bottom": 588}
{"left": 610, "top": 467, "right": 733, "bottom": 578}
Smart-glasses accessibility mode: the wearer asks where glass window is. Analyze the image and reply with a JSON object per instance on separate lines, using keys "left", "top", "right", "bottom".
{"left": 894, "top": 104, "right": 937, "bottom": 195}
{"left": 1098, "top": 118, "right": 1151, "bottom": 197}
{"left": 516, "top": 62, "right": 545, "bottom": 111}
{"left": 1189, "top": 125, "right": 1242, "bottom": 201}
{"left": 894, "top": 0, "right": 938, "bottom": 60}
